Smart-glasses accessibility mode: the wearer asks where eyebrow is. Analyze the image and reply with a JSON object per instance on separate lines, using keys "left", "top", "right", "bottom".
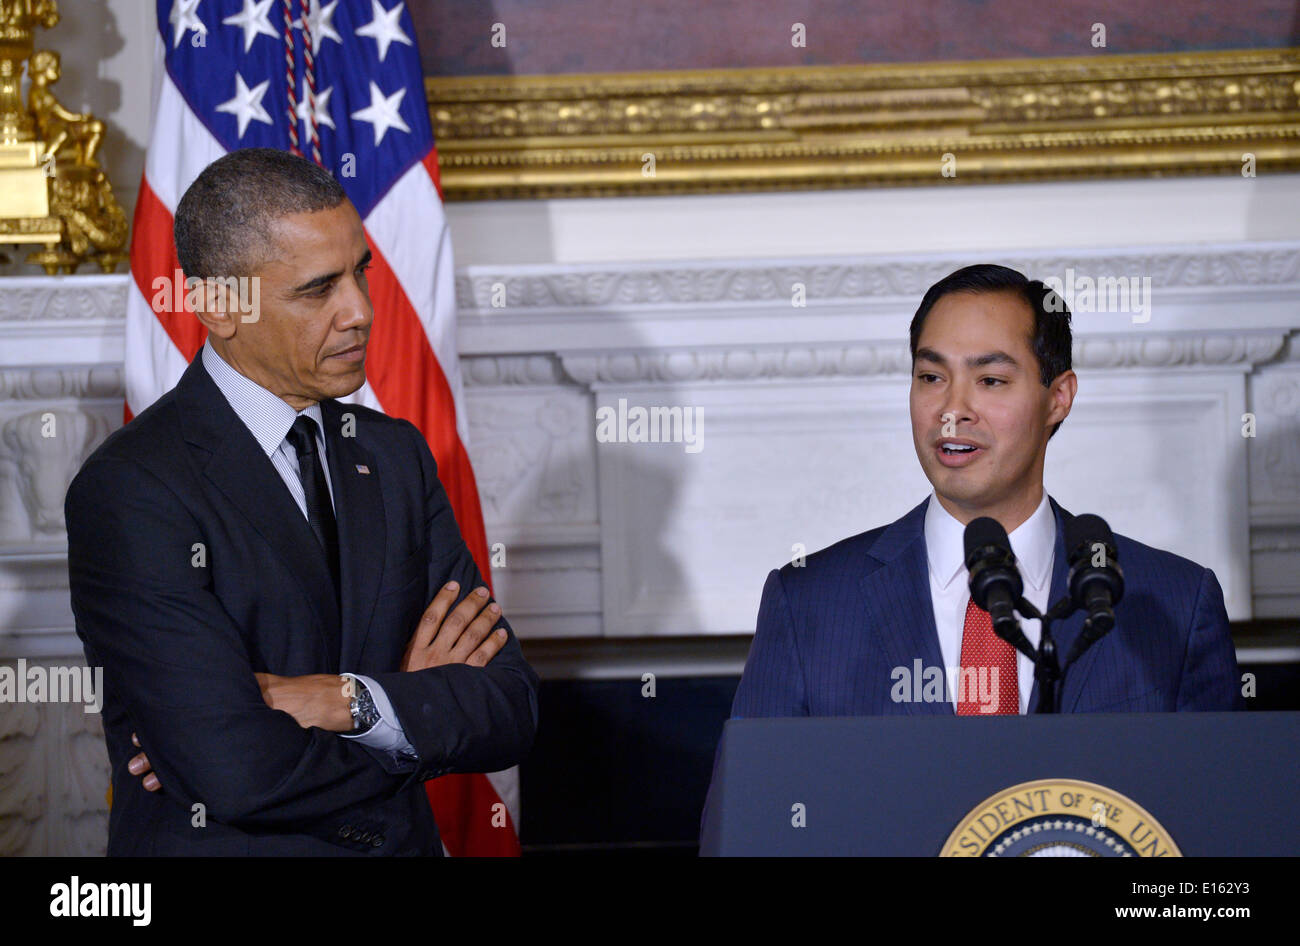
{"left": 290, "top": 248, "right": 373, "bottom": 294}
{"left": 914, "top": 347, "right": 1021, "bottom": 369}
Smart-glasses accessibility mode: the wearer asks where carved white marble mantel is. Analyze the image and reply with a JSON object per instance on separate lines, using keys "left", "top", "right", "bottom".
{"left": 1, "top": 245, "right": 1297, "bottom": 854}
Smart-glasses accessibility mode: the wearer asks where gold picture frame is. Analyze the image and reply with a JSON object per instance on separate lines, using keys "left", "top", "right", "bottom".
{"left": 425, "top": 47, "right": 1300, "bottom": 200}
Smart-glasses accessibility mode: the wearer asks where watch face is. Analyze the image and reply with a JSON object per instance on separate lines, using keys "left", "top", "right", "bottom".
{"left": 355, "top": 684, "right": 380, "bottom": 730}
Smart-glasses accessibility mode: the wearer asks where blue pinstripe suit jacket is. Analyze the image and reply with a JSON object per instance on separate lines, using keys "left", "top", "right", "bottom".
{"left": 732, "top": 495, "right": 1243, "bottom": 717}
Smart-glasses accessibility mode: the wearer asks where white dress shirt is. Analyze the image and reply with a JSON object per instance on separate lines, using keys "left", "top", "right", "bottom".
{"left": 923, "top": 488, "right": 1056, "bottom": 714}
{"left": 201, "top": 342, "right": 415, "bottom": 762}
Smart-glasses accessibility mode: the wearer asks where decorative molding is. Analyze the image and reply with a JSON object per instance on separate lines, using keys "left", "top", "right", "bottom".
{"left": 1252, "top": 527, "right": 1300, "bottom": 552}
{"left": 0, "top": 274, "right": 126, "bottom": 321}
{"left": 0, "top": 408, "right": 107, "bottom": 534}
{"left": 455, "top": 245, "right": 1300, "bottom": 312}
{"left": 562, "top": 345, "right": 907, "bottom": 385}
{"left": 557, "top": 334, "right": 1289, "bottom": 386}
{"left": 462, "top": 354, "right": 565, "bottom": 387}
{"left": 1073, "top": 334, "right": 1287, "bottom": 370}
{"left": 0, "top": 365, "right": 122, "bottom": 400}
{"left": 1, "top": 244, "right": 1297, "bottom": 327}
{"left": 426, "top": 49, "right": 1300, "bottom": 200}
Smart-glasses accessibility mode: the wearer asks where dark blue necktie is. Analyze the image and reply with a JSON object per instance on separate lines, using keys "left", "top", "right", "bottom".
{"left": 286, "top": 415, "right": 340, "bottom": 608}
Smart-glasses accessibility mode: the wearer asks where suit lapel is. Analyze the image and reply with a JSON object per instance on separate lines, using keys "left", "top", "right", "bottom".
{"left": 860, "top": 497, "right": 951, "bottom": 716}
{"left": 175, "top": 357, "right": 343, "bottom": 669}
{"left": 320, "top": 400, "right": 386, "bottom": 669}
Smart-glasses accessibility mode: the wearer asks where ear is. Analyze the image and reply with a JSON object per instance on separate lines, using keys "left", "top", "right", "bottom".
{"left": 1046, "top": 369, "right": 1077, "bottom": 430}
{"left": 188, "top": 277, "right": 240, "bottom": 341}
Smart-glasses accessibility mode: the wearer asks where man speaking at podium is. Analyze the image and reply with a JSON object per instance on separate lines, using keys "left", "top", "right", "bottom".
{"left": 732, "top": 264, "right": 1241, "bottom": 718}
{"left": 65, "top": 150, "right": 538, "bottom": 855}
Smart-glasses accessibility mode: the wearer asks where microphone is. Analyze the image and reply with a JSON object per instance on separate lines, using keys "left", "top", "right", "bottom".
{"left": 1062, "top": 514, "right": 1125, "bottom": 668}
{"left": 963, "top": 517, "right": 1033, "bottom": 659}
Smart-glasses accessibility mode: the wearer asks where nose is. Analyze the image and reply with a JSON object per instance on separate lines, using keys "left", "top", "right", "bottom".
{"left": 336, "top": 272, "right": 373, "bottom": 334}
{"left": 938, "top": 378, "right": 977, "bottom": 431}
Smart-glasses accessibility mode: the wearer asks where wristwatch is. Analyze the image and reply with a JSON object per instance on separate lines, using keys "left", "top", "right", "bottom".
{"left": 347, "top": 675, "right": 381, "bottom": 733}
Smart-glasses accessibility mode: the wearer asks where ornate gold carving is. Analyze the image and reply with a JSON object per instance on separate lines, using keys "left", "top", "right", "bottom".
{"left": 0, "top": 214, "right": 58, "bottom": 234}
{"left": 425, "top": 49, "right": 1300, "bottom": 200}
{"left": 0, "top": 0, "right": 58, "bottom": 144}
{"left": 0, "top": 2, "right": 126, "bottom": 274}
{"left": 30, "top": 50, "right": 102, "bottom": 168}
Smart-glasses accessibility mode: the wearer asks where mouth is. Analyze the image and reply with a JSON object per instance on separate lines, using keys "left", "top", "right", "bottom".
{"left": 327, "top": 343, "right": 366, "bottom": 364}
{"left": 935, "top": 439, "right": 985, "bottom": 468}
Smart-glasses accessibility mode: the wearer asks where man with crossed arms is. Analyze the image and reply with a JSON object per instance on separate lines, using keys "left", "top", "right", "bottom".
{"left": 67, "top": 148, "right": 538, "bottom": 855}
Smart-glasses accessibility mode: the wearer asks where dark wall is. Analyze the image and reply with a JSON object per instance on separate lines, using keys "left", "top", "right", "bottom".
{"left": 521, "top": 676, "right": 738, "bottom": 855}
{"left": 410, "top": 0, "right": 1300, "bottom": 76}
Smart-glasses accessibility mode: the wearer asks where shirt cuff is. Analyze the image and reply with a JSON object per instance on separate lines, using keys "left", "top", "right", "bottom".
{"left": 339, "top": 673, "right": 419, "bottom": 765}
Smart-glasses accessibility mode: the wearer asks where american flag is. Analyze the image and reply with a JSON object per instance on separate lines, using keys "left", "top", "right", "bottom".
{"left": 125, "top": 0, "right": 520, "bottom": 857}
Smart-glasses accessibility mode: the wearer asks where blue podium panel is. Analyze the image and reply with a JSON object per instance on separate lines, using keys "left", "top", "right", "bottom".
{"left": 700, "top": 712, "right": 1300, "bottom": 856}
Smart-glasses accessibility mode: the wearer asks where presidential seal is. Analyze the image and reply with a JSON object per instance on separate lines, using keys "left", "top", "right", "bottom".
{"left": 940, "top": 778, "right": 1180, "bottom": 857}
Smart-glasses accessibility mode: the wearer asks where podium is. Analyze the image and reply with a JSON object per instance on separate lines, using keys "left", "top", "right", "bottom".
{"left": 700, "top": 712, "right": 1299, "bottom": 856}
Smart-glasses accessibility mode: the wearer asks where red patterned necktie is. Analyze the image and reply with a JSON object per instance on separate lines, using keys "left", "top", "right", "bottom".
{"left": 956, "top": 596, "right": 1019, "bottom": 715}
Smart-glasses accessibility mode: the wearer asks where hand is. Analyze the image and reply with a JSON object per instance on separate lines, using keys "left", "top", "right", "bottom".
{"left": 128, "top": 732, "right": 160, "bottom": 791}
{"left": 402, "top": 582, "right": 509, "bottom": 672}
{"left": 253, "top": 672, "right": 353, "bottom": 732}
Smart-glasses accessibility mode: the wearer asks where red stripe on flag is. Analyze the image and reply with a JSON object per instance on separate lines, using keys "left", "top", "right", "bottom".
{"left": 361, "top": 233, "right": 518, "bottom": 857}
{"left": 426, "top": 769, "right": 521, "bottom": 858}
{"left": 129, "top": 175, "right": 207, "bottom": 362}
{"left": 359, "top": 240, "right": 490, "bottom": 581}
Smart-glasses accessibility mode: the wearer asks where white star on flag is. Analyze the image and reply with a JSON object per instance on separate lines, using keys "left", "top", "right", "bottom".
{"left": 350, "top": 81, "right": 410, "bottom": 145}
{"left": 356, "top": 0, "right": 413, "bottom": 63}
{"left": 222, "top": 0, "right": 277, "bottom": 53}
{"left": 294, "top": 0, "right": 344, "bottom": 56}
{"left": 296, "top": 83, "right": 336, "bottom": 130}
{"left": 216, "top": 72, "right": 273, "bottom": 138}
{"left": 169, "top": 0, "right": 208, "bottom": 49}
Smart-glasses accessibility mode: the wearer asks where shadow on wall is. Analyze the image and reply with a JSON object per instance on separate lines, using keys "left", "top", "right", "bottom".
{"left": 466, "top": 302, "right": 702, "bottom": 638}
{"left": 50, "top": 0, "right": 129, "bottom": 175}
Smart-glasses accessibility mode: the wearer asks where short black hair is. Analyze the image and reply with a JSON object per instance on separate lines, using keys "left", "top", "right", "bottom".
{"left": 174, "top": 148, "right": 347, "bottom": 280}
{"left": 909, "top": 263, "right": 1073, "bottom": 439}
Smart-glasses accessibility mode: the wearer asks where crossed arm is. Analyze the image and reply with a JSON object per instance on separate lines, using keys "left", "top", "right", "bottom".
{"left": 128, "top": 580, "right": 511, "bottom": 790}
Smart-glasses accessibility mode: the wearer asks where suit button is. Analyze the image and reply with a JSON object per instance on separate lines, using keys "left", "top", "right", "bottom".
{"left": 372, "top": 835, "right": 384, "bottom": 847}
{"left": 338, "top": 825, "right": 353, "bottom": 838}
{"left": 422, "top": 703, "right": 433, "bottom": 717}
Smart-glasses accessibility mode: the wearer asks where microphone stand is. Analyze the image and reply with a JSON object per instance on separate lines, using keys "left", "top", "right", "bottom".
{"left": 998, "top": 596, "right": 1079, "bottom": 715}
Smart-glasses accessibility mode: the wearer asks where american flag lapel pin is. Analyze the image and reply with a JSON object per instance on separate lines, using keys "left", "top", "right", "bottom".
{"left": 355, "top": 464, "right": 370, "bottom": 475}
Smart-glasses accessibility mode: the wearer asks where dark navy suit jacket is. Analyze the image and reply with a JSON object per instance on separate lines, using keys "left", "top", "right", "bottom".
{"left": 732, "top": 495, "right": 1243, "bottom": 717}
{"left": 66, "top": 355, "right": 539, "bottom": 855}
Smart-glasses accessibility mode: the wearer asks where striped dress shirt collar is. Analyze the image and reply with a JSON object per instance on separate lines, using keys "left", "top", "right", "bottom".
{"left": 200, "top": 340, "right": 327, "bottom": 457}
